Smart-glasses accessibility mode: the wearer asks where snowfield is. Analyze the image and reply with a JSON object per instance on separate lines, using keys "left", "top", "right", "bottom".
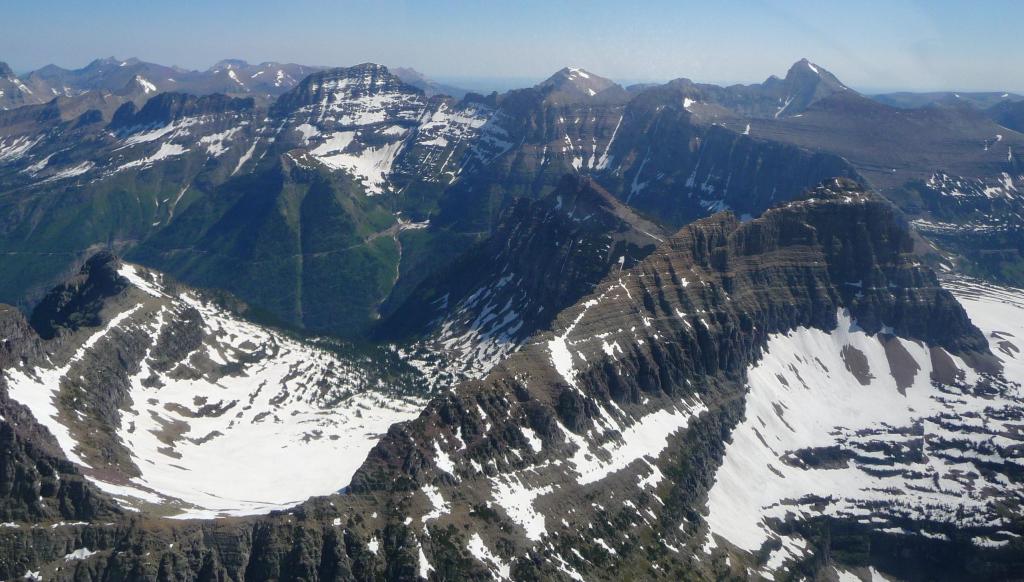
{"left": 704, "top": 278, "right": 1024, "bottom": 575}
{"left": 4, "top": 264, "right": 428, "bottom": 518}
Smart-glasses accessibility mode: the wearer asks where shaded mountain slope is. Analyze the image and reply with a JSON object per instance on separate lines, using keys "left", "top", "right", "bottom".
{"left": 380, "top": 175, "right": 667, "bottom": 384}
{"left": 990, "top": 99, "right": 1024, "bottom": 133}
{"left": 2, "top": 180, "right": 1021, "bottom": 580}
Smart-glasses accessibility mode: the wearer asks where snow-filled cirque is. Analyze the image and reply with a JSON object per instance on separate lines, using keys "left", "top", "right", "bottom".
{"left": 3, "top": 264, "right": 428, "bottom": 518}
{"left": 703, "top": 277, "right": 1024, "bottom": 576}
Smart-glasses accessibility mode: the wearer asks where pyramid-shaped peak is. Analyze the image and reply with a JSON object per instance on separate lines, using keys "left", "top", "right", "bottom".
{"left": 784, "top": 58, "right": 846, "bottom": 89}
{"left": 793, "top": 58, "right": 821, "bottom": 75}
{"left": 0, "top": 61, "right": 14, "bottom": 78}
{"left": 544, "top": 66, "right": 611, "bottom": 85}
{"left": 538, "top": 66, "right": 620, "bottom": 99}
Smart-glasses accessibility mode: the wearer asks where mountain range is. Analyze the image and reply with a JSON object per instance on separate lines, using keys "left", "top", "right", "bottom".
{"left": 2, "top": 58, "right": 1021, "bottom": 332}
{"left": 0, "top": 55, "right": 1023, "bottom": 581}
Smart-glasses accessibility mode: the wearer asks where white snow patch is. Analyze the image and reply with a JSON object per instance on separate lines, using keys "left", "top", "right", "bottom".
{"left": 64, "top": 548, "right": 98, "bottom": 561}
{"left": 434, "top": 441, "right": 457, "bottom": 476}
{"left": 135, "top": 76, "right": 157, "bottom": 94}
{"left": 5, "top": 265, "right": 428, "bottom": 518}
{"left": 520, "top": 426, "right": 543, "bottom": 453}
{"left": 422, "top": 484, "right": 450, "bottom": 522}
{"left": 467, "top": 533, "right": 511, "bottom": 579}
{"left": 42, "top": 161, "right": 94, "bottom": 182}
{"left": 116, "top": 143, "right": 186, "bottom": 172}
{"left": 704, "top": 295, "right": 1024, "bottom": 572}
{"left": 417, "top": 545, "right": 433, "bottom": 579}
{"left": 198, "top": 127, "right": 242, "bottom": 157}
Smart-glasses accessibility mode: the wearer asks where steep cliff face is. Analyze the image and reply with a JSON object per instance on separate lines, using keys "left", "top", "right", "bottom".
{"left": 380, "top": 175, "right": 666, "bottom": 384}
{"left": 349, "top": 179, "right": 1015, "bottom": 581}
{"left": 590, "top": 84, "right": 859, "bottom": 227}
{"left": 28, "top": 250, "right": 127, "bottom": 340}
{"left": 1, "top": 180, "right": 1021, "bottom": 581}
{"left": 0, "top": 85, "right": 263, "bottom": 310}
{"left": 128, "top": 156, "right": 404, "bottom": 335}
{"left": 0, "top": 306, "right": 121, "bottom": 524}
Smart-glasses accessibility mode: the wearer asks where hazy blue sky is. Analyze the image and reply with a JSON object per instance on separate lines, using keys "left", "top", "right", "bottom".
{"left": 3, "top": 0, "right": 1021, "bottom": 93}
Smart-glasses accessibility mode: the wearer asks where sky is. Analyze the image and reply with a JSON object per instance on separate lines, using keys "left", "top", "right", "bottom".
{"left": 3, "top": 0, "right": 1022, "bottom": 93}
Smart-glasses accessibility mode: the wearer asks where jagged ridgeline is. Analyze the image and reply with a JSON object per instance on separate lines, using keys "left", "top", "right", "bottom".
{"left": 8, "top": 58, "right": 1020, "bottom": 340}
{"left": 1, "top": 179, "right": 1022, "bottom": 580}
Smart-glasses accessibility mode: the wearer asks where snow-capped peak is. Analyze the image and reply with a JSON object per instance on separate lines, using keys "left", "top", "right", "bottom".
{"left": 539, "top": 66, "right": 621, "bottom": 99}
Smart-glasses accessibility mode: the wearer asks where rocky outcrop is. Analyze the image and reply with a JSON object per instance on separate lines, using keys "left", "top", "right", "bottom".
{"left": 109, "top": 92, "right": 256, "bottom": 131}
{"left": 28, "top": 250, "right": 127, "bottom": 340}
{"left": 0, "top": 304, "right": 121, "bottom": 524}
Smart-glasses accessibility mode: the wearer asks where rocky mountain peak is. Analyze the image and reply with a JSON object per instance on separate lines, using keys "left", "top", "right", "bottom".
{"left": 391, "top": 66, "right": 469, "bottom": 97}
{"left": 85, "top": 57, "right": 116, "bottom": 68}
{"left": 391, "top": 66, "right": 429, "bottom": 84}
{"left": 27, "top": 250, "right": 127, "bottom": 340}
{"left": 755, "top": 58, "right": 853, "bottom": 117}
{"left": 784, "top": 58, "right": 847, "bottom": 90}
{"left": 113, "top": 73, "right": 159, "bottom": 97}
{"left": 0, "top": 61, "right": 14, "bottom": 79}
{"left": 85, "top": 56, "right": 132, "bottom": 71}
{"left": 319, "top": 62, "right": 403, "bottom": 86}
{"left": 274, "top": 62, "right": 419, "bottom": 113}
{"left": 538, "top": 66, "right": 621, "bottom": 99}
{"left": 344, "top": 177, "right": 1012, "bottom": 580}
{"left": 211, "top": 58, "right": 249, "bottom": 70}
{"left": 793, "top": 175, "right": 863, "bottom": 200}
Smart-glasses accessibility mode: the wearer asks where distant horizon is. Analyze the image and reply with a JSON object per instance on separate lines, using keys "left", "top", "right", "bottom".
{"left": 5, "top": 55, "right": 1023, "bottom": 98}
{"left": 3, "top": 0, "right": 1022, "bottom": 94}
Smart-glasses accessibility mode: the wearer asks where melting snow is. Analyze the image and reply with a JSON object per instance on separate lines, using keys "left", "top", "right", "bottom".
{"left": 5, "top": 264, "right": 428, "bottom": 518}
{"left": 42, "top": 161, "right": 94, "bottom": 182}
{"left": 198, "top": 127, "right": 243, "bottom": 157}
{"left": 467, "top": 533, "right": 512, "bottom": 579}
{"left": 64, "top": 548, "right": 97, "bottom": 561}
{"left": 705, "top": 293, "right": 1024, "bottom": 570}
{"left": 135, "top": 76, "right": 157, "bottom": 94}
